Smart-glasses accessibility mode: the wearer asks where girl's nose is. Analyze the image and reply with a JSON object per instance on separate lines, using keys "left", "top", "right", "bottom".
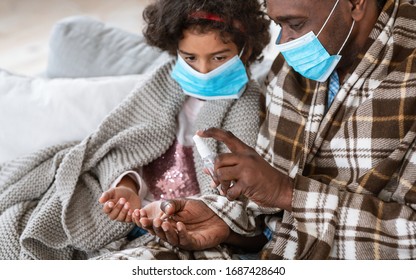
{"left": 195, "top": 61, "right": 212, "bottom": 74}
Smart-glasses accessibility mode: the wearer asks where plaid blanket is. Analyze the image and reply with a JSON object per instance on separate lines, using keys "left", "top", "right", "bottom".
{"left": 253, "top": 0, "right": 416, "bottom": 259}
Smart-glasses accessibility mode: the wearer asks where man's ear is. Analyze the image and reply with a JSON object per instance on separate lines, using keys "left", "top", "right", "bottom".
{"left": 349, "top": 0, "right": 375, "bottom": 22}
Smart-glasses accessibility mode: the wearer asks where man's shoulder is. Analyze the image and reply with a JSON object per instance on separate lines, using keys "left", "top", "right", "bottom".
{"left": 269, "top": 55, "right": 287, "bottom": 77}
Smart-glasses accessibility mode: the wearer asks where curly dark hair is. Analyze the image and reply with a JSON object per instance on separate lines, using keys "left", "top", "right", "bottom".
{"left": 142, "top": 0, "right": 271, "bottom": 66}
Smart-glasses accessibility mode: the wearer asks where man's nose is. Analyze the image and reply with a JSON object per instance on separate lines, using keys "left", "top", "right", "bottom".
{"left": 277, "top": 30, "right": 289, "bottom": 44}
{"left": 276, "top": 27, "right": 299, "bottom": 44}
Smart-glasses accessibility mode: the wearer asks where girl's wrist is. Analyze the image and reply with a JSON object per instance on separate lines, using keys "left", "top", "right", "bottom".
{"left": 117, "top": 175, "right": 139, "bottom": 193}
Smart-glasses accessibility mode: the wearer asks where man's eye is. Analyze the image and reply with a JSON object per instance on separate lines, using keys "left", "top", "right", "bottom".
{"left": 289, "top": 22, "right": 305, "bottom": 30}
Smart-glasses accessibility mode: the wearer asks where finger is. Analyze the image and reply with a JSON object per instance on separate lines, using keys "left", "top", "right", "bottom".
{"left": 225, "top": 181, "right": 245, "bottom": 201}
{"left": 136, "top": 208, "right": 157, "bottom": 235}
{"left": 132, "top": 209, "right": 140, "bottom": 225}
{"left": 139, "top": 218, "right": 156, "bottom": 235}
{"left": 215, "top": 165, "right": 238, "bottom": 195}
{"left": 216, "top": 179, "right": 234, "bottom": 195}
{"left": 152, "top": 218, "right": 167, "bottom": 241}
{"left": 115, "top": 200, "right": 131, "bottom": 222}
{"left": 102, "top": 200, "right": 115, "bottom": 214}
{"left": 176, "top": 222, "right": 193, "bottom": 249}
{"left": 134, "top": 209, "right": 151, "bottom": 230}
{"left": 98, "top": 193, "right": 108, "bottom": 204}
{"left": 197, "top": 128, "right": 248, "bottom": 153}
{"left": 160, "top": 199, "right": 186, "bottom": 216}
{"left": 108, "top": 198, "right": 126, "bottom": 220}
{"left": 99, "top": 189, "right": 115, "bottom": 204}
{"left": 220, "top": 183, "right": 232, "bottom": 195}
{"left": 161, "top": 221, "right": 179, "bottom": 246}
{"left": 139, "top": 208, "right": 148, "bottom": 218}
{"left": 115, "top": 201, "right": 131, "bottom": 222}
{"left": 125, "top": 209, "right": 133, "bottom": 223}
{"left": 215, "top": 153, "right": 241, "bottom": 168}
{"left": 216, "top": 165, "right": 240, "bottom": 182}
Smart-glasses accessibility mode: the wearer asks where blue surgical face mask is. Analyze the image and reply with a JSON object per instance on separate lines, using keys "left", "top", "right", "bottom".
{"left": 171, "top": 50, "right": 248, "bottom": 100}
{"left": 275, "top": 0, "right": 355, "bottom": 82}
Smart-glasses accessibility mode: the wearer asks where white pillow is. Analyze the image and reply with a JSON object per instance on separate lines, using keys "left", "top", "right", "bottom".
{"left": 0, "top": 70, "right": 149, "bottom": 163}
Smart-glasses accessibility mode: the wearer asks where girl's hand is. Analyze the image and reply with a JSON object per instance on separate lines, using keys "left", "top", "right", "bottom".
{"left": 99, "top": 176, "right": 141, "bottom": 222}
{"left": 132, "top": 201, "right": 164, "bottom": 235}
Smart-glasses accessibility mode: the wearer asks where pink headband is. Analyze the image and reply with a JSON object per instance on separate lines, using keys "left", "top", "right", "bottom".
{"left": 189, "top": 11, "right": 225, "bottom": 23}
{"left": 189, "top": 11, "right": 245, "bottom": 32}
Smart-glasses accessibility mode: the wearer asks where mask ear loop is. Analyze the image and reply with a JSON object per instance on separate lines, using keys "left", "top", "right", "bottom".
{"left": 238, "top": 45, "right": 246, "bottom": 58}
{"left": 336, "top": 20, "right": 355, "bottom": 55}
{"left": 317, "top": 0, "right": 341, "bottom": 37}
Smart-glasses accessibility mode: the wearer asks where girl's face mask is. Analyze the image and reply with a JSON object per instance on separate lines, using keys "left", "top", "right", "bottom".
{"left": 274, "top": 0, "right": 355, "bottom": 82}
{"left": 171, "top": 50, "right": 248, "bottom": 100}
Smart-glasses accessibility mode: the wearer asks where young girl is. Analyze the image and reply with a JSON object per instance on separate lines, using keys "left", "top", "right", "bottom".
{"left": 98, "top": 0, "right": 270, "bottom": 252}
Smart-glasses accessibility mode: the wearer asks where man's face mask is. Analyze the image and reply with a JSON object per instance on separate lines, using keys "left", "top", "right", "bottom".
{"left": 171, "top": 50, "right": 248, "bottom": 100}
{"left": 274, "top": 0, "right": 355, "bottom": 82}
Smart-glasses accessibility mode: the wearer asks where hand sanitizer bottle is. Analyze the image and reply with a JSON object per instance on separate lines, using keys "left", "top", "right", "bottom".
{"left": 193, "top": 135, "right": 216, "bottom": 181}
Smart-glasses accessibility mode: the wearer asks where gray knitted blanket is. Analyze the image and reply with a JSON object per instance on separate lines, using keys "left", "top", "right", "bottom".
{"left": 0, "top": 60, "right": 262, "bottom": 259}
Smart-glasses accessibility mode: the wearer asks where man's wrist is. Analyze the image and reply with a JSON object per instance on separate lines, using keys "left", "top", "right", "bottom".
{"left": 274, "top": 173, "right": 294, "bottom": 212}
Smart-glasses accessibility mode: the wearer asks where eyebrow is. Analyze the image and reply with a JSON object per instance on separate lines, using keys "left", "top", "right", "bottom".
{"left": 179, "top": 48, "right": 232, "bottom": 56}
{"left": 274, "top": 15, "right": 307, "bottom": 23}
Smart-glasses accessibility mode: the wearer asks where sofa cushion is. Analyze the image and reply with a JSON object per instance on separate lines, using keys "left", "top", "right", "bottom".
{"left": 46, "top": 16, "right": 170, "bottom": 78}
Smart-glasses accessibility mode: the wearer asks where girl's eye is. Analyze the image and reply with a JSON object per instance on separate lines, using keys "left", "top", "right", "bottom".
{"left": 213, "top": 56, "right": 226, "bottom": 61}
{"left": 184, "top": 56, "right": 196, "bottom": 62}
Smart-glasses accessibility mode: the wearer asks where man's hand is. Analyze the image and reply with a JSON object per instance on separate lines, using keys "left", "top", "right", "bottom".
{"left": 134, "top": 198, "right": 230, "bottom": 250}
{"left": 197, "top": 128, "right": 293, "bottom": 211}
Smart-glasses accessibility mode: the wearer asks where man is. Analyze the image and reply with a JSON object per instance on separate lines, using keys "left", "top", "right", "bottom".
{"left": 137, "top": 0, "right": 416, "bottom": 259}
